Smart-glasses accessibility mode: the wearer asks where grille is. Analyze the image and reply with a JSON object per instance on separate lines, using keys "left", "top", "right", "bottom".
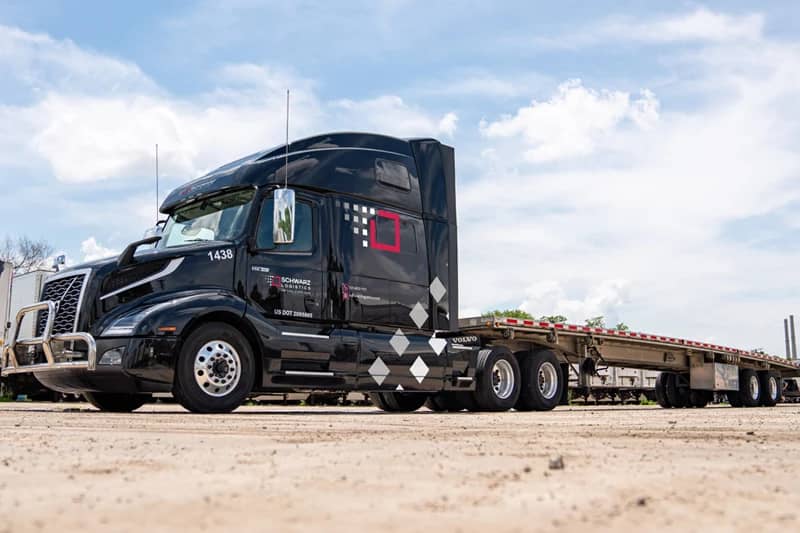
{"left": 36, "top": 273, "right": 87, "bottom": 336}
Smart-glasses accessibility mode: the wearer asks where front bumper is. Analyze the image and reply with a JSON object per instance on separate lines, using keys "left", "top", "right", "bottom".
{"left": 1, "top": 301, "right": 97, "bottom": 376}
{"left": 2, "top": 300, "right": 178, "bottom": 393}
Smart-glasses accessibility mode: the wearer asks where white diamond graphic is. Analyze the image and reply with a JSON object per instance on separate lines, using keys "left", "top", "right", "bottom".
{"left": 429, "top": 277, "right": 447, "bottom": 303}
{"left": 368, "top": 357, "right": 389, "bottom": 386}
{"left": 410, "top": 356, "right": 429, "bottom": 384}
{"left": 395, "top": 384, "right": 404, "bottom": 391}
{"left": 389, "top": 329, "right": 410, "bottom": 357}
{"left": 428, "top": 337, "right": 447, "bottom": 356}
{"left": 344, "top": 213, "right": 350, "bottom": 221}
{"left": 409, "top": 302, "right": 429, "bottom": 329}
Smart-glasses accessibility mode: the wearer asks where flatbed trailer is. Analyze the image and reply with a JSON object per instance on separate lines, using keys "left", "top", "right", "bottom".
{"left": 460, "top": 316, "right": 800, "bottom": 408}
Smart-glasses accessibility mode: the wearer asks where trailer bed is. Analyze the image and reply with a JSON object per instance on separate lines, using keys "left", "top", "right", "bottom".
{"left": 459, "top": 316, "right": 800, "bottom": 377}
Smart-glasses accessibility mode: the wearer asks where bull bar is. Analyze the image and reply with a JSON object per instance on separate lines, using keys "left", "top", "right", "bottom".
{"left": 1, "top": 301, "right": 97, "bottom": 376}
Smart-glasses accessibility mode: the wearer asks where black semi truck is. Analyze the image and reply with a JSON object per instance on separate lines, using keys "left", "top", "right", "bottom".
{"left": 3, "top": 133, "right": 797, "bottom": 413}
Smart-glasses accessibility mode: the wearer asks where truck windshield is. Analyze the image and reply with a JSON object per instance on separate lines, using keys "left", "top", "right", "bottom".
{"left": 159, "top": 189, "right": 255, "bottom": 248}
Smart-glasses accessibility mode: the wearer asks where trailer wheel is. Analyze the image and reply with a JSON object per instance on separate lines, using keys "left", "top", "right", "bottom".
{"left": 425, "top": 394, "right": 448, "bottom": 411}
{"left": 83, "top": 392, "right": 149, "bottom": 412}
{"left": 688, "top": 390, "right": 710, "bottom": 408}
{"left": 654, "top": 373, "right": 672, "bottom": 408}
{"left": 758, "top": 371, "right": 780, "bottom": 407}
{"left": 515, "top": 349, "right": 563, "bottom": 412}
{"left": 665, "top": 373, "right": 689, "bottom": 408}
{"left": 370, "top": 392, "right": 427, "bottom": 412}
{"left": 738, "top": 369, "right": 761, "bottom": 407}
{"left": 173, "top": 322, "right": 255, "bottom": 413}
{"left": 726, "top": 390, "right": 743, "bottom": 407}
{"left": 471, "top": 347, "right": 521, "bottom": 411}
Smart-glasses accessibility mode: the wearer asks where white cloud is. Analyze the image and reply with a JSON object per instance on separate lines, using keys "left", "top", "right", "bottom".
{"left": 604, "top": 8, "right": 765, "bottom": 44}
{"left": 531, "top": 8, "right": 765, "bottom": 49}
{"left": 80, "top": 237, "right": 118, "bottom": 262}
{"left": 480, "top": 79, "right": 658, "bottom": 162}
{"left": 461, "top": 24, "right": 800, "bottom": 353}
{"left": 0, "top": 27, "right": 452, "bottom": 185}
{"left": 331, "top": 95, "right": 457, "bottom": 138}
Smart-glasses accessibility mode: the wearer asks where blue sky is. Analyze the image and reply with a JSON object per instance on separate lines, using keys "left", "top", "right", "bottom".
{"left": 1, "top": 1, "right": 800, "bottom": 354}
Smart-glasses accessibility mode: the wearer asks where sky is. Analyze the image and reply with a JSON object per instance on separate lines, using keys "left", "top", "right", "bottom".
{"left": 1, "top": 1, "right": 800, "bottom": 354}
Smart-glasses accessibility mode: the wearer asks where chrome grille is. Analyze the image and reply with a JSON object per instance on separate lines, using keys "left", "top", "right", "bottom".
{"left": 36, "top": 273, "right": 87, "bottom": 336}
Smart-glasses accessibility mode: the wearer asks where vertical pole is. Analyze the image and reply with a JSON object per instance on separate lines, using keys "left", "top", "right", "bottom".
{"left": 791, "top": 315, "right": 797, "bottom": 361}
{"left": 785, "top": 318, "right": 791, "bottom": 359}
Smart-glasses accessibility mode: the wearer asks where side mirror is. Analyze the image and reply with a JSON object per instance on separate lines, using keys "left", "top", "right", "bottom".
{"left": 143, "top": 220, "right": 167, "bottom": 239}
{"left": 273, "top": 188, "right": 295, "bottom": 244}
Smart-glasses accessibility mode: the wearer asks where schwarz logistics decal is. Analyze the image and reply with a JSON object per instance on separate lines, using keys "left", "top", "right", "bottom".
{"left": 266, "top": 274, "right": 312, "bottom": 295}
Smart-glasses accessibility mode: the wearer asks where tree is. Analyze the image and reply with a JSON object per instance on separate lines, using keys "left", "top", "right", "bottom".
{"left": 486, "top": 309, "right": 533, "bottom": 319}
{"left": 0, "top": 236, "right": 54, "bottom": 274}
{"left": 585, "top": 316, "right": 606, "bottom": 328}
{"left": 540, "top": 315, "right": 568, "bottom": 324}
{"left": 615, "top": 322, "right": 630, "bottom": 332}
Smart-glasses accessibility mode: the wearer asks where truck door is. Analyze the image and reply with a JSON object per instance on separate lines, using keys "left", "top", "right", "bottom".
{"left": 247, "top": 191, "right": 349, "bottom": 381}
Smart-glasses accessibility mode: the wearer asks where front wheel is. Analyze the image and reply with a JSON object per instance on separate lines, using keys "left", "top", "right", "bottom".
{"left": 370, "top": 392, "right": 427, "bottom": 412}
{"left": 173, "top": 322, "right": 255, "bottom": 413}
{"left": 83, "top": 392, "right": 150, "bottom": 412}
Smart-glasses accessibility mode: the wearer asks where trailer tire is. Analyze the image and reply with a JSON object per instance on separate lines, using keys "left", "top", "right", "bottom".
{"left": 425, "top": 394, "right": 448, "bottom": 412}
{"left": 654, "top": 373, "right": 672, "bottom": 408}
{"left": 688, "top": 390, "right": 710, "bottom": 408}
{"left": 83, "top": 392, "right": 149, "bottom": 412}
{"left": 516, "top": 349, "right": 563, "bottom": 412}
{"left": 727, "top": 390, "right": 743, "bottom": 407}
{"left": 472, "top": 347, "right": 520, "bottom": 411}
{"left": 370, "top": 392, "right": 427, "bottom": 412}
{"left": 738, "top": 369, "right": 761, "bottom": 407}
{"left": 664, "top": 373, "right": 688, "bottom": 408}
{"left": 173, "top": 322, "right": 255, "bottom": 414}
{"left": 758, "top": 371, "right": 780, "bottom": 407}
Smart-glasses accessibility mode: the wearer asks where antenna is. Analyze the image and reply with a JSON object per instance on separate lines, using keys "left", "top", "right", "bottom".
{"left": 284, "top": 89, "right": 290, "bottom": 189}
{"left": 155, "top": 143, "right": 160, "bottom": 223}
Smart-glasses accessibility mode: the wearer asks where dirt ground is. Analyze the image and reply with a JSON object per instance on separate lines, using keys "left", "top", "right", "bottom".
{"left": 1, "top": 402, "right": 798, "bottom": 533}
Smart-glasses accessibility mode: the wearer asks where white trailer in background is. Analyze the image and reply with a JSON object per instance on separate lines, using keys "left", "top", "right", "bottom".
{"left": 0, "top": 262, "right": 12, "bottom": 344}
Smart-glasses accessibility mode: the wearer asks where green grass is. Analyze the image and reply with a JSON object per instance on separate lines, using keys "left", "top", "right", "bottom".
{"left": 639, "top": 396, "right": 656, "bottom": 406}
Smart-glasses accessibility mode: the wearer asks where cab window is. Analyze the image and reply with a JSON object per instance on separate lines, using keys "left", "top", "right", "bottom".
{"left": 256, "top": 197, "right": 314, "bottom": 252}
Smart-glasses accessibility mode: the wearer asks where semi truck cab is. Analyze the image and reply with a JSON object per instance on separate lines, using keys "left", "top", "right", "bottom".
{"left": 2, "top": 133, "right": 559, "bottom": 413}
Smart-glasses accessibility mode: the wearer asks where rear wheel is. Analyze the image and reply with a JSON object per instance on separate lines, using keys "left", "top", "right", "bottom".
{"left": 739, "top": 369, "right": 761, "bottom": 407}
{"left": 688, "top": 390, "right": 710, "bottom": 408}
{"left": 654, "top": 373, "right": 672, "bottom": 408}
{"left": 758, "top": 371, "right": 779, "bottom": 407}
{"left": 473, "top": 347, "right": 521, "bottom": 411}
{"left": 83, "top": 392, "right": 149, "bottom": 412}
{"left": 425, "top": 392, "right": 464, "bottom": 412}
{"left": 370, "top": 392, "right": 427, "bottom": 412}
{"left": 516, "top": 349, "right": 563, "bottom": 412}
{"left": 173, "top": 322, "right": 255, "bottom": 413}
{"left": 664, "top": 373, "right": 688, "bottom": 408}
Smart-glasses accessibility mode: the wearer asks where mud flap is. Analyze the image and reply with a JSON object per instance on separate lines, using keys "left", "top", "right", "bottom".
{"left": 560, "top": 363, "right": 570, "bottom": 405}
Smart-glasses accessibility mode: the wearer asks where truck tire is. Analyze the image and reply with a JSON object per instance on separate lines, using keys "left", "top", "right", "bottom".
{"left": 664, "top": 373, "right": 689, "bottom": 408}
{"left": 425, "top": 394, "right": 447, "bottom": 411}
{"left": 727, "top": 390, "right": 743, "bottom": 407}
{"left": 654, "top": 373, "right": 671, "bottom": 408}
{"left": 370, "top": 392, "right": 427, "bottom": 412}
{"left": 758, "top": 371, "right": 780, "bottom": 407}
{"left": 173, "top": 322, "right": 255, "bottom": 414}
{"left": 515, "top": 349, "right": 562, "bottom": 412}
{"left": 739, "top": 369, "right": 761, "bottom": 407}
{"left": 472, "top": 347, "right": 521, "bottom": 411}
{"left": 688, "top": 390, "right": 710, "bottom": 408}
{"left": 83, "top": 392, "right": 149, "bottom": 412}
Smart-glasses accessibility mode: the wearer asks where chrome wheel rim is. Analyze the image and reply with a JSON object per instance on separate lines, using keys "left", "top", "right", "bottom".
{"left": 492, "top": 359, "right": 515, "bottom": 400}
{"left": 194, "top": 340, "right": 241, "bottom": 397}
{"left": 748, "top": 375, "right": 760, "bottom": 400}
{"left": 539, "top": 362, "right": 559, "bottom": 400}
{"left": 769, "top": 377, "right": 778, "bottom": 400}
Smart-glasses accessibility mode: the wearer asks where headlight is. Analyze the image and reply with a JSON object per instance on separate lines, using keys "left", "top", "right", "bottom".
{"left": 99, "top": 347, "right": 125, "bottom": 365}
{"left": 103, "top": 310, "right": 150, "bottom": 336}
